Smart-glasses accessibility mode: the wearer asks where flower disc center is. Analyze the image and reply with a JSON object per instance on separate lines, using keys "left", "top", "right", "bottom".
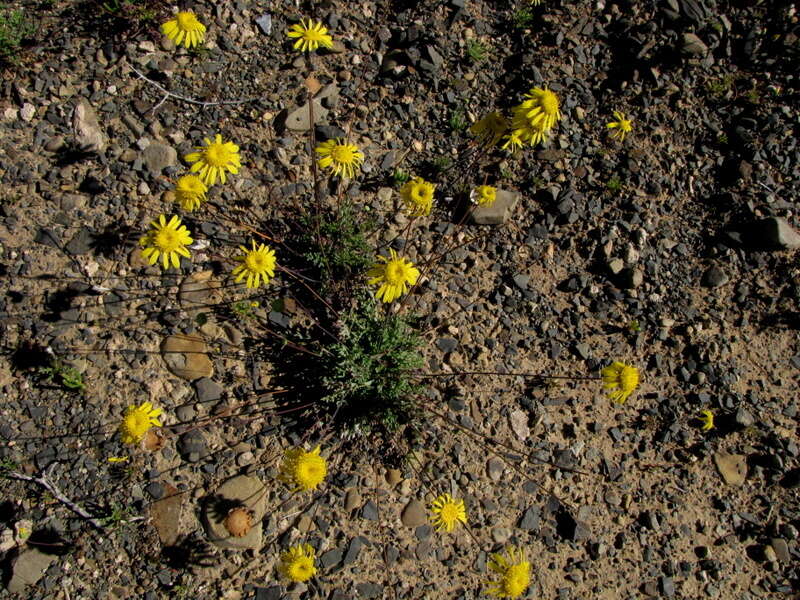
{"left": 330, "top": 145, "right": 354, "bottom": 163}
{"left": 205, "top": 143, "right": 232, "bottom": 166}
{"left": 154, "top": 228, "right": 180, "bottom": 252}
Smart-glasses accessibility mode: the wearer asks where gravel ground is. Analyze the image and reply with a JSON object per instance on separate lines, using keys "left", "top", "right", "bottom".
{"left": 0, "top": 0, "right": 799, "bottom": 598}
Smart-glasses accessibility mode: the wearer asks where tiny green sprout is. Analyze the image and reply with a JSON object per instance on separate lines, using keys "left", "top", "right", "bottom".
{"left": 717, "top": 132, "right": 728, "bottom": 145}
{"left": 531, "top": 176, "right": 545, "bottom": 189}
{"left": 392, "top": 169, "right": 410, "bottom": 186}
{"left": 500, "top": 167, "right": 514, "bottom": 180}
{"left": 432, "top": 155, "right": 453, "bottom": 173}
{"left": 0, "top": 458, "right": 19, "bottom": 476}
{"left": 466, "top": 40, "right": 488, "bottom": 63}
{"left": 745, "top": 83, "right": 760, "bottom": 104}
{"left": 449, "top": 107, "right": 467, "bottom": 132}
{"left": 102, "top": 503, "right": 137, "bottom": 529}
{"left": 0, "top": 6, "right": 34, "bottom": 61}
{"left": 39, "top": 360, "right": 85, "bottom": 392}
{"left": 627, "top": 319, "right": 641, "bottom": 333}
{"left": 606, "top": 175, "right": 623, "bottom": 195}
{"left": 513, "top": 8, "right": 536, "bottom": 29}
{"left": 232, "top": 300, "right": 258, "bottom": 320}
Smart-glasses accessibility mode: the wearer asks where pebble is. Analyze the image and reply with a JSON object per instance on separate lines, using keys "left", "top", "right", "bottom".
{"left": 401, "top": 499, "right": 427, "bottom": 527}
{"left": 72, "top": 98, "right": 106, "bottom": 153}
{"left": 202, "top": 475, "right": 267, "bottom": 550}
{"left": 160, "top": 334, "right": 214, "bottom": 381}
{"left": 713, "top": 453, "right": 748, "bottom": 486}
{"left": 470, "top": 190, "right": 518, "bottom": 225}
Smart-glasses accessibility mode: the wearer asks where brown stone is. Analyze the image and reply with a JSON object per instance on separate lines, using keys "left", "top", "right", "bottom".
{"left": 160, "top": 334, "right": 214, "bottom": 381}
{"left": 149, "top": 483, "right": 182, "bottom": 546}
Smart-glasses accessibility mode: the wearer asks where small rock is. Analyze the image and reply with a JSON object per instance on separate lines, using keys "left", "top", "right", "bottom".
{"left": 401, "top": 499, "right": 427, "bottom": 527}
{"left": 203, "top": 475, "right": 267, "bottom": 550}
{"left": 142, "top": 142, "right": 178, "bottom": 176}
{"left": 345, "top": 488, "right": 361, "bottom": 512}
{"left": 743, "top": 217, "right": 800, "bottom": 249}
{"left": 149, "top": 483, "right": 182, "bottom": 546}
{"left": 470, "top": 190, "right": 518, "bottom": 225}
{"left": 73, "top": 98, "right": 106, "bottom": 153}
{"left": 621, "top": 267, "right": 644, "bottom": 289}
{"left": 6, "top": 548, "right": 57, "bottom": 593}
{"left": 713, "top": 453, "right": 747, "bottom": 486}
{"left": 19, "top": 103, "right": 35, "bottom": 122}
{"left": 385, "top": 469, "right": 402, "bottom": 487}
{"left": 509, "top": 409, "right": 530, "bottom": 440}
{"left": 177, "top": 430, "right": 207, "bottom": 462}
{"left": 255, "top": 13, "right": 272, "bottom": 35}
{"left": 361, "top": 500, "right": 379, "bottom": 520}
{"left": 283, "top": 84, "right": 338, "bottom": 131}
{"left": 680, "top": 32, "right": 708, "bottom": 56}
{"left": 701, "top": 266, "right": 729, "bottom": 288}
{"left": 519, "top": 507, "right": 540, "bottom": 531}
{"left": 487, "top": 457, "right": 503, "bottom": 481}
{"left": 769, "top": 538, "right": 790, "bottom": 562}
{"left": 178, "top": 270, "right": 222, "bottom": 312}
{"left": 512, "top": 273, "right": 530, "bottom": 290}
{"left": 160, "top": 334, "right": 214, "bottom": 381}
{"left": 607, "top": 258, "right": 624, "bottom": 275}
{"left": 735, "top": 407, "right": 755, "bottom": 427}
{"left": 194, "top": 377, "right": 223, "bottom": 403}
{"left": 492, "top": 527, "right": 512, "bottom": 543}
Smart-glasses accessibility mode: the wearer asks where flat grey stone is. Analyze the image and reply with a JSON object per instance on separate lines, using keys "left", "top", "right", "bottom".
{"left": 7, "top": 548, "right": 57, "bottom": 593}
{"left": 284, "top": 84, "right": 338, "bottom": 131}
{"left": 745, "top": 217, "right": 800, "bottom": 249}
{"left": 680, "top": 32, "right": 708, "bottom": 56}
{"left": 143, "top": 142, "right": 177, "bottom": 176}
{"left": 470, "top": 190, "right": 518, "bottom": 225}
{"left": 203, "top": 475, "right": 267, "bottom": 550}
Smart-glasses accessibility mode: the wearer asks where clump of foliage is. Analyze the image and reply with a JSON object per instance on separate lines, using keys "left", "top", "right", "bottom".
{"left": 304, "top": 202, "right": 372, "bottom": 280}
{"left": 100, "top": 0, "right": 159, "bottom": 22}
{"left": 449, "top": 107, "right": 468, "bottom": 132}
{"left": 0, "top": 5, "right": 33, "bottom": 61}
{"left": 466, "top": 40, "right": 488, "bottom": 63}
{"left": 606, "top": 175, "right": 623, "bottom": 195}
{"left": 513, "top": 8, "right": 536, "bottom": 29}
{"left": 318, "top": 299, "right": 424, "bottom": 433}
{"left": 392, "top": 169, "right": 410, "bottom": 186}
{"left": 38, "top": 360, "right": 85, "bottom": 391}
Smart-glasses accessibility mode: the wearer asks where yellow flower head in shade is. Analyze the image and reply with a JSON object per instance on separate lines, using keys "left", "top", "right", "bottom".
{"left": 699, "top": 409, "right": 715, "bottom": 431}
{"left": 286, "top": 18, "right": 333, "bottom": 52}
{"left": 315, "top": 139, "right": 364, "bottom": 179}
{"left": 119, "top": 402, "right": 162, "bottom": 445}
{"left": 607, "top": 110, "right": 633, "bottom": 141}
{"left": 139, "top": 214, "right": 193, "bottom": 270}
{"left": 485, "top": 546, "right": 531, "bottom": 599}
{"left": 161, "top": 11, "right": 206, "bottom": 48}
{"left": 367, "top": 249, "right": 420, "bottom": 303}
{"left": 174, "top": 174, "right": 208, "bottom": 212}
{"left": 470, "top": 111, "right": 508, "bottom": 148}
{"left": 399, "top": 176, "right": 436, "bottom": 217}
{"left": 601, "top": 361, "right": 640, "bottom": 404}
{"left": 430, "top": 493, "right": 468, "bottom": 532}
{"left": 278, "top": 446, "right": 327, "bottom": 492}
{"left": 500, "top": 129, "right": 524, "bottom": 152}
{"left": 232, "top": 240, "right": 277, "bottom": 289}
{"left": 508, "top": 87, "right": 561, "bottom": 148}
{"left": 470, "top": 185, "right": 497, "bottom": 207}
{"left": 184, "top": 134, "right": 242, "bottom": 186}
{"left": 278, "top": 543, "right": 317, "bottom": 582}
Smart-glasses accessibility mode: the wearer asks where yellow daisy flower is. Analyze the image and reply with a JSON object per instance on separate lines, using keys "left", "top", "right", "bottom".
{"left": 430, "top": 493, "right": 467, "bottom": 532}
{"left": 508, "top": 86, "right": 561, "bottom": 148}
{"left": 470, "top": 111, "right": 508, "bottom": 147}
{"left": 485, "top": 546, "right": 531, "bottom": 599}
{"left": 699, "top": 409, "right": 715, "bottom": 431}
{"left": 278, "top": 543, "right": 317, "bottom": 582}
{"left": 286, "top": 18, "right": 333, "bottom": 53}
{"left": 184, "top": 134, "right": 242, "bottom": 186}
{"left": 231, "top": 240, "right": 277, "bottom": 289}
{"left": 470, "top": 185, "right": 497, "bottom": 207}
{"left": 174, "top": 174, "right": 208, "bottom": 212}
{"left": 278, "top": 446, "right": 327, "bottom": 492}
{"left": 139, "top": 214, "right": 193, "bottom": 270}
{"left": 367, "top": 249, "right": 420, "bottom": 303}
{"left": 606, "top": 110, "right": 633, "bottom": 141}
{"left": 161, "top": 11, "right": 206, "bottom": 49}
{"left": 601, "top": 361, "right": 640, "bottom": 404}
{"left": 399, "top": 176, "right": 435, "bottom": 217}
{"left": 119, "top": 402, "right": 162, "bottom": 445}
{"left": 315, "top": 139, "right": 364, "bottom": 179}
